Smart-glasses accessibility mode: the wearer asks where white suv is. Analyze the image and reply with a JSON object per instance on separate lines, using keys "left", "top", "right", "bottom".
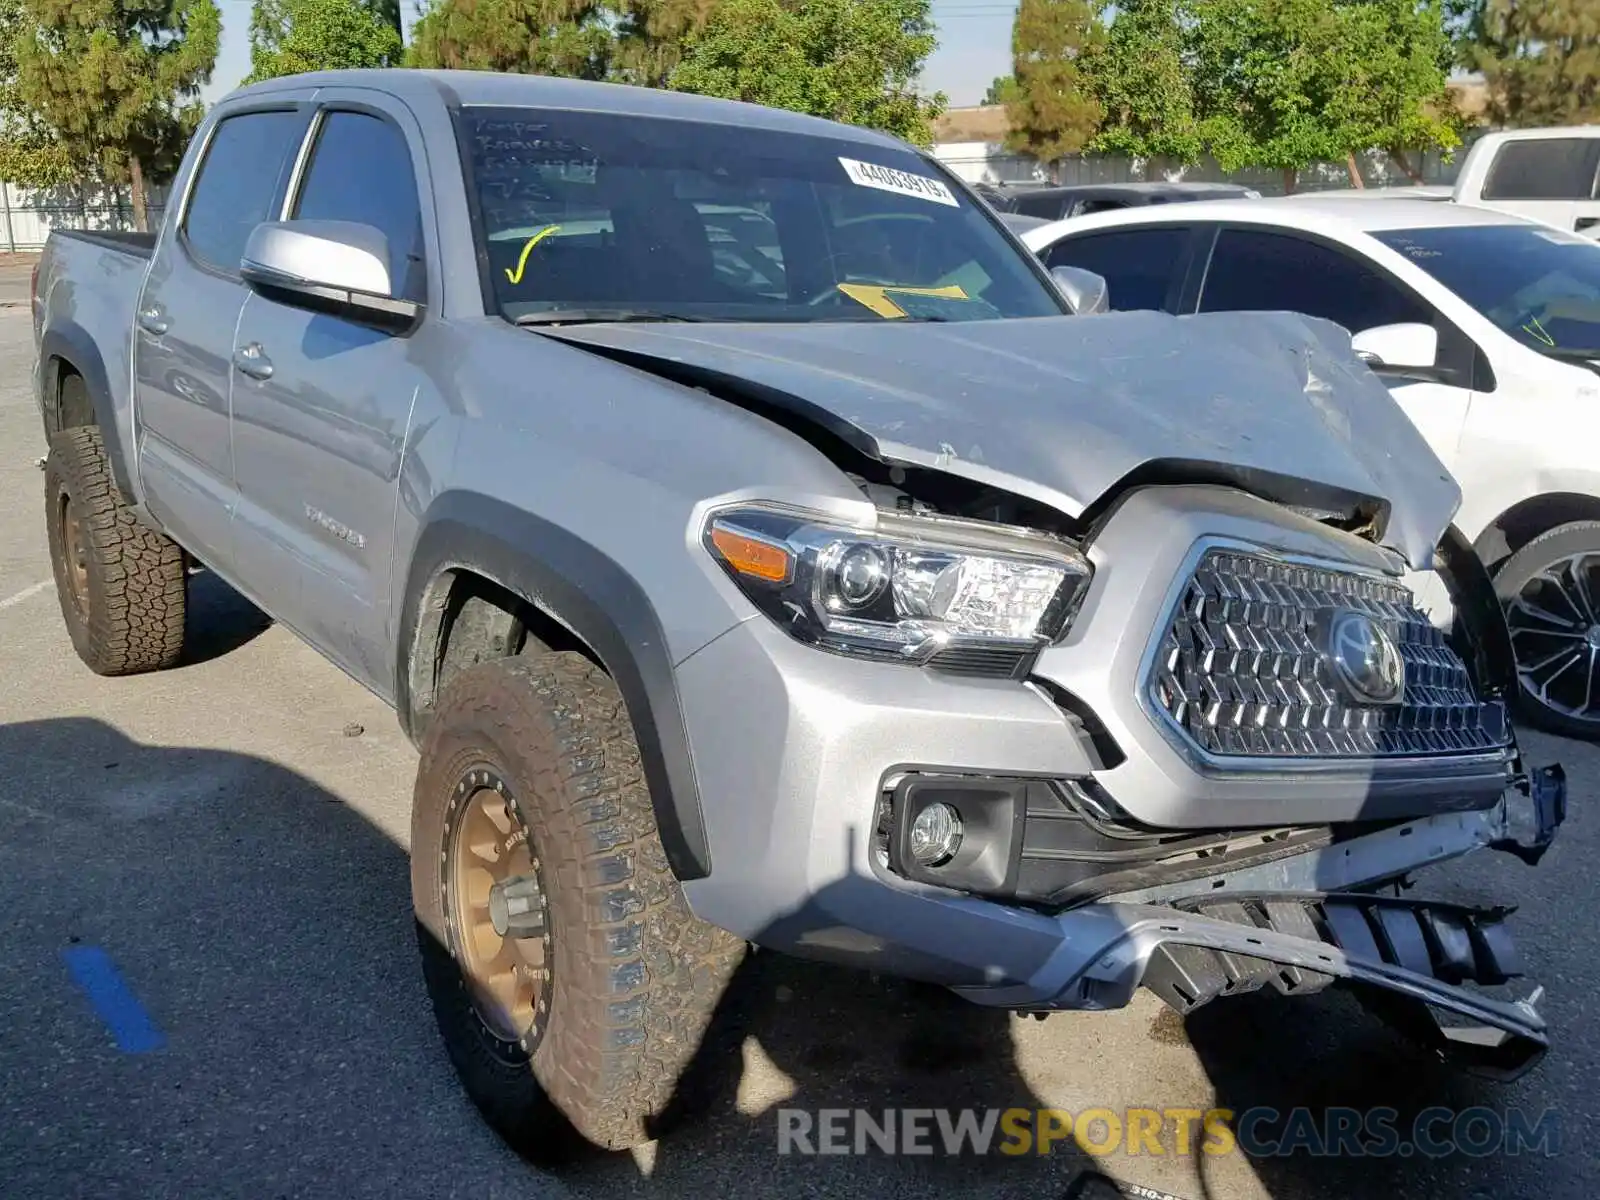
{"left": 1024, "top": 197, "right": 1600, "bottom": 738}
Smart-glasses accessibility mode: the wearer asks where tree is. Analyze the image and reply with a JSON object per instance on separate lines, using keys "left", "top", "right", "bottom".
{"left": 246, "top": 0, "right": 403, "bottom": 82}
{"left": 1459, "top": 0, "right": 1600, "bottom": 127}
{"left": 1003, "top": 0, "right": 1104, "bottom": 166}
{"left": 610, "top": 0, "right": 713, "bottom": 88}
{"left": 982, "top": 74, "right": 1009, "bottom": 105}
{"left": 1322, "top": 0, "right": 1460, "bottom": 185}
{"left": 406, "top": 0, "right": 613, "bottom": 78}
{"left": 14, "top": 0, "right": 220, "bottom": 228}
{"left": 1086, "top": 0, "right": 1202, "bottom": 167}
{"left": 0, "top": 0, "right": 76, "bottom": 186}
{"left": 1187, "top": 0, "right": 1455, "bottom": 192}
{"left": 668, "top": 0, "right": 946, "bottom": 145}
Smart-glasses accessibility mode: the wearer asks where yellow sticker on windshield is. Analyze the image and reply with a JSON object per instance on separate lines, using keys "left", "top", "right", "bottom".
{"left": 836, "top": 283, "right": 970, "bottom": 319}
{"left": 504, "top": 225, "right": 562, "bottom": 285}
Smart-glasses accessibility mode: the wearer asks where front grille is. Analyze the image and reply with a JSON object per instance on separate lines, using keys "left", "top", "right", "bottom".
{"left": 1148, "top": 548, "right": 1510, "bottom": 759}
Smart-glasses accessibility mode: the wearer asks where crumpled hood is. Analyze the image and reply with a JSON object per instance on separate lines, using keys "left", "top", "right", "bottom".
{"left": 543, "top": 310, "right": 1460, "bottom": 567}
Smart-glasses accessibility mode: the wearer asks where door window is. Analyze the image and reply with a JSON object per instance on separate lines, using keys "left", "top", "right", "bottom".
{"left": 182, "top": 110, "right": 306, "bottom": 274}
{"left": 292, "top": 111, "right": 426, "bottom": 302}
{"left": 1044, "top": 227, "right": 1189, "bottom": 311}
{"left": 1199, "top": 228, "right": 1431, "bottom": 334}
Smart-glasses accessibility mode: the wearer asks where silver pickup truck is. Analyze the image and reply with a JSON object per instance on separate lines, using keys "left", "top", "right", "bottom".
{"left": 31, "top": 68, "right": 1566, "bottom": 1162}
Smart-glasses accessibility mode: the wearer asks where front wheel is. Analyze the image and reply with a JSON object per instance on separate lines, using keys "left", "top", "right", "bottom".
{"left": 1494, "top": 520, "right": 1600, "bottom": 740}
{"left": 410, "top": 653, "right": 745, "bottom": 1161}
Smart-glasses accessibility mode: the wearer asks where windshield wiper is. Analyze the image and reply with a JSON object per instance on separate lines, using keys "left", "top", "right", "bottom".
{"left": 512, "top": 308, "right": 706, "bottom": 327}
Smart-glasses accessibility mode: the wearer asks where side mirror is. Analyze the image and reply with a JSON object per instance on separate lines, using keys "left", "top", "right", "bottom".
{"left": 1350, "top": 322, "right": 1439, "bottom": 373}
{"left": 1050, "top": 264, "right": 1110, "bottom": 315}
{"left": 240, "top": 220, "right": 420, "bottom": 330}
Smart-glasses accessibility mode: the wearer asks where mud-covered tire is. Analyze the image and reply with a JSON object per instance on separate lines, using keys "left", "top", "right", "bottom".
{"left": 43, "top": 423, "right": 187, "bottom": 675}
{"left": 411, "top": 653, "right": 746, "bottom": 1160}
{"left": 1493, "top": 519, "right": 1600, "bottom": 741}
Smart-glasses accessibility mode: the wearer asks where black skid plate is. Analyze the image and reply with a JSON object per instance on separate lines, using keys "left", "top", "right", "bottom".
{"left": 1143, "top": 892, "right": 1546, "bottom": 1080}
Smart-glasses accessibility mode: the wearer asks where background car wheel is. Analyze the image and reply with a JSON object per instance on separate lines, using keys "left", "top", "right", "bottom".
{"left": 1493, "top": 519, "right": 1600, "bottom": 740}
{"left": 411, "top": 653, "right": 746, "bottom": 1162}
{"left": 43, "top": 424, "right": 187, "bottom": 675}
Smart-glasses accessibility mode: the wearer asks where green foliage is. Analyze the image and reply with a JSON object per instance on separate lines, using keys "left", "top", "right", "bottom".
{"left": 609, "top": 0, "right": 713, "bottom": 88}
{"left": 1004, "top": 0, "right": 1103, "bottom": 162}
{"left": 405, "top": 0, "right": 613, "bottom": 77}
{"left": 246, "top": 0, "right": 403, "bottom": 82}
{"left": 982, "top": 75, "right": 1009, "bottom": 106}
{"left": 1185, "top": 0, "right": 1456, "bottom": 183}
{"left": 1325, "top": 0, "right": 1461, "bottom": 162}
{"left": 1087, "top": 0, "right": 1201, "bottom": 164}
{"left": 667, "top": 0, "right": 946, "bottom": 145}
{"left": 1458, "top": 0, "right": 1600, "bottom": 127}
{"left": 0, "top": 0, "right": 77, "bottom": 185}
{"left": 13, "top": 0, "right": 220, "bottom": 207}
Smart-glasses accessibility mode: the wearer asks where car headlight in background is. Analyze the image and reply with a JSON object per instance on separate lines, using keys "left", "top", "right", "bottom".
{"left": 703, "top": 504, "right": 1092, "bottom": 677}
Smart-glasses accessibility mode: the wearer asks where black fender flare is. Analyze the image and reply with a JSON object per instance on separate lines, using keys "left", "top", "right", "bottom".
{"left": 396, "top": 491, "right": 712, "bottom": 882}
{"left": 38, "top": 324, "right": 136, "bottom": 500}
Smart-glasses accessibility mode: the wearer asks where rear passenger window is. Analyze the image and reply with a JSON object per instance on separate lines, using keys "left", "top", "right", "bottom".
{"left": 1483, "top": 139, "right": 1600, "bottom": 201}
{"left": 183, "top": 110, "right": 306, "bottom": 274}
{"left": 1045, "top": 227, "right": 1188, "bottom": 311}
{"left": 1015, "top": 193, "right": 1066, "bottom": 220}
{"left": 1199, "top": 228, "right": 1431, "bottom": 334}
{"left": 293, "top": 112, "right": 426, "bottom": 302}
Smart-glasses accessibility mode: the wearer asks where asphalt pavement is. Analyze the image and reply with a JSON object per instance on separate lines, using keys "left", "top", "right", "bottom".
{"left": 1, "top": 305, "right": 1595, "bottom": 1199}
{"left": 0, "top": 258, "right": 34, "bottom": 308}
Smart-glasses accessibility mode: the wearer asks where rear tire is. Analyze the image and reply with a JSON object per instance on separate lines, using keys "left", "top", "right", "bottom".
{"left": 43, "top": 424, "right": 187, "bottom": 675}
{"left": 411, "top": 653, "right": 745, "bottom": 1161}
{"left": 1493, "top": 519, "right": 1600, "bottom": 740}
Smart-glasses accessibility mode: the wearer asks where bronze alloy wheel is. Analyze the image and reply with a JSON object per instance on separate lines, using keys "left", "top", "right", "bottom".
{"left": 57, "top": 490, "right": 89, "bottom": 621}
{"left": 443, "top": 767, "right": 553, "bottom": 1058}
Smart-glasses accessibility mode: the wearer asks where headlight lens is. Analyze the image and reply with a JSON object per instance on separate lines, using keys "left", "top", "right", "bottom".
{"left": 703, "top": 504, "right": 1092, "bottom": 670}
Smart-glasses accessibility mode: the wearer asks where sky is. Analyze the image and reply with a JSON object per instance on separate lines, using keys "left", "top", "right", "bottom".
{"left": 200, "top": 0, "right": 1016, "bottom": 109}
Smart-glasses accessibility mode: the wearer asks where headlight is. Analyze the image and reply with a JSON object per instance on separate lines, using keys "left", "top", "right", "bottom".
{"left": 703, "top": 504, "right": 1092, "bottom": 675}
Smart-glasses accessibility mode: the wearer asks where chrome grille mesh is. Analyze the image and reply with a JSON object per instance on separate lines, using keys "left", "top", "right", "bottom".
{"left": 1148, "top": 549, "right": 1510, "bottom": 759}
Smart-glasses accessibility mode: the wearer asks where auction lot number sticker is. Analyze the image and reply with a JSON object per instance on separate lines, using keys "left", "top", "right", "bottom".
{"left": 838, "top": 157, "right": 959, "bottom": 207}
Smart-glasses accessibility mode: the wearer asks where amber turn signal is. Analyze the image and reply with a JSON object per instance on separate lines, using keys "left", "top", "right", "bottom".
{"left": 709, "top": 523, "right": 793, "bottom": 583}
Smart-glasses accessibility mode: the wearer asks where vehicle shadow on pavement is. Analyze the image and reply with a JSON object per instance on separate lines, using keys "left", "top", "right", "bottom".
{"left": 179, "top": 569, "right": 274, "bottom": 667}
{"left": 0, "top": 718, "right": 1118, "bottom": 1200}
{"left": 1181, "top": 983, "right": 1553, "bottom": 1200}
{"left": 565, "top": 948, "right": 1121, "bottom": 1200}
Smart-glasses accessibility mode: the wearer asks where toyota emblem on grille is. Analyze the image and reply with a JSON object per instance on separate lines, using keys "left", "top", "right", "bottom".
{"left": 1324, "top": 609, "right": 1405, "bottom": 705}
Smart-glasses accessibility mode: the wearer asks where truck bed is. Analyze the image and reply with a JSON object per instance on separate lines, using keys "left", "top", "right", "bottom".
{"left": 53, "top": 228, "right": 157, "bottom": 259}
{"left": 33, "top": 230, "right": 153, "bottom": 491}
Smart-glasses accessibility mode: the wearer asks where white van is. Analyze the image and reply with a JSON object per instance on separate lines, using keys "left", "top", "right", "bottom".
{"left": 1451, "top": 127, "right": 1600, "bottom": 237}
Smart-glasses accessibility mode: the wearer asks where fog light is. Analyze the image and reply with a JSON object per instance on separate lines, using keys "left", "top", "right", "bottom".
{"left": 909, "top": 802, "right": 963, "bottom": 866}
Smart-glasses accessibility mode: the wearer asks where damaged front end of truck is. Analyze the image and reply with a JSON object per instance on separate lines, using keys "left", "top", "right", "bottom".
{"left": 540, "top": 306, "right": 1569, "bottom": 1080}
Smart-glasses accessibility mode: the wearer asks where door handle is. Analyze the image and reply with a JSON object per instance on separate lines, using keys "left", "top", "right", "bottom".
{"left": 232, "top": 342, "right": 274, "bottom": 381}
{"left": 1577, "top": 217, "right": 1600, "bottom": 232}
{"left": 137, "top": 306, "right": 169, "bottom": 335}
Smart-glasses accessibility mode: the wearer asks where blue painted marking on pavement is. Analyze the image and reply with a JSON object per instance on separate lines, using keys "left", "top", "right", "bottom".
{"left": 61, "top": 945, "right": 166, "bottom": 1053}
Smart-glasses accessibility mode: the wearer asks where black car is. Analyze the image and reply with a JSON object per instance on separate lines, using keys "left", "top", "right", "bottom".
{"left": 1006, "top": 181, "right": 1261, "bottom": 222}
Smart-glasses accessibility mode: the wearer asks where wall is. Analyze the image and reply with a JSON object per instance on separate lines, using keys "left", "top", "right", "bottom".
{"left": 0, "top": 181, "right": 171, "bottom": 252}
{"left": 928, "top": 137, "right": 1482, "bottom": 195}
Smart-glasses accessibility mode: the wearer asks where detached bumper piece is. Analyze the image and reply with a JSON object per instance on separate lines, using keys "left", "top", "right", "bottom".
{"left": 1143, "top": 892, "right": 1547, "bottom": 1080}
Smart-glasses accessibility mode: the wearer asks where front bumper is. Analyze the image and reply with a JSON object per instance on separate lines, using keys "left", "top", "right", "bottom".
{"left": 674, "top": 483, "right": 1564, "bottom": 1075}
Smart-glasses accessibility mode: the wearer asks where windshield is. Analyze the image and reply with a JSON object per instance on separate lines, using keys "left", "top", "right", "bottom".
{"left": 455, "top": 105, "right": 1065, "bottom": 324}
{"left": 1374, "top": 223, "right": 1600, "bottom": 360}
